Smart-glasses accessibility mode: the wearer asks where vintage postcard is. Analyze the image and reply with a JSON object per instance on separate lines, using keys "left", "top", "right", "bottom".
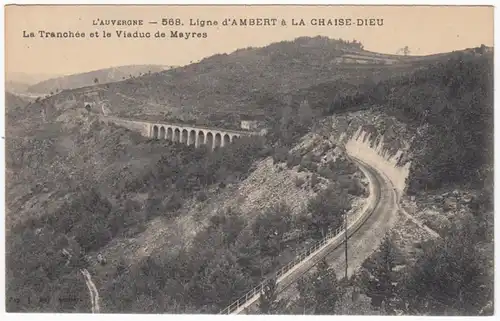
{"left": 4, "top": 4, "right": 494, "bottom": 316}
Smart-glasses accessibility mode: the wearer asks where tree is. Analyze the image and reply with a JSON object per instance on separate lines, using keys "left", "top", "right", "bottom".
{"left": 296, "top": 276, "right": 315, "bottom": 313}
{"left": 258, "top": 278, "right": 285, "bottom": 314}
{"left": 93, "top": 77, "right": 99, "bottom": 84}
{"left": 400, "top": 218, "right": 491, "bottom": 315}
{"left": 296, "top": 259, "right": 342, "bottom": 314}
{"left": 337, "top": 286, "right": 382, "bottom": 315}
{"left": 307, "top": 184, "right": 350, "bottom": 238}
{"left": 279, "top": 105, "right": 295, "bottom": 146}
{"left": 365, "top": 236, "right": 398, "bottom": 313}
{"left": 298, "top": 99, "right": 313, "bottom": 128}
{"left": 209, "top": 208, "right": 245, "bottom": 247}
{"left": 253, "top": 203, "right": 292, "bottom": 256}
{"left": 312, "top": 259, "right": 342, "bottom": 314}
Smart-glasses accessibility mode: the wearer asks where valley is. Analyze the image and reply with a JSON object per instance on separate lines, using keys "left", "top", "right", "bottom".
{"left": 4, "top": 36, "right": 493, "bottom": 315}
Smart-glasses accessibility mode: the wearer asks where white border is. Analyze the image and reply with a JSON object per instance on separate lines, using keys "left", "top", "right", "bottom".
{"left": 1, "top": 2, "right": 497, "bottom": 321}
{"left": 1, "top": 1, "right": 498, "bottom": 4}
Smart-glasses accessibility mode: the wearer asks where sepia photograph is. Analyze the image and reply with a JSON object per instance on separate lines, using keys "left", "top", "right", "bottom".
{"left": 3, "top": 3, "right": 495, "bottom": 316}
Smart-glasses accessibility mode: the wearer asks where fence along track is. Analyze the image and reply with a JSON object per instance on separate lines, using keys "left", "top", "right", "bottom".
{"left": 219, "top": 155, "right": 382, "bottom": 314}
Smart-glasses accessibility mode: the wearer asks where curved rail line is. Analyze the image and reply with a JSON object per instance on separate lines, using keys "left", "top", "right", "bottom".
{"left": 219, "top": 153, "right": 389, "bottom": 314}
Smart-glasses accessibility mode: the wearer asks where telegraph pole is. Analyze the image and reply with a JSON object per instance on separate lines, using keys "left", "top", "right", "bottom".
{"left": 344, "top": 209, "right": 348, "bottom": 280}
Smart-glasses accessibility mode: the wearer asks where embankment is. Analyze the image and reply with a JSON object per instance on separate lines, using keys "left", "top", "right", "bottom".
{"left": 99, "top": 115, "right": 150, "bottom": 136}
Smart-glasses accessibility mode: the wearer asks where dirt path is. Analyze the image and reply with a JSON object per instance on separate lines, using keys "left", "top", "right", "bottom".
{"left": 81, "top": 269, "right": 100, "bottom": 313}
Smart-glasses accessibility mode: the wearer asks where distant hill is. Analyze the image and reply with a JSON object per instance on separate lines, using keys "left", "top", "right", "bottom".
{"left": 32, "top": 36, "right": 487, "bottom": 126}
{"left": 27, "top": 65, "right": 172, "bottom": 94}
{"left": 6, "top": 81, "right": 32, "bottom": 93}
{"left": 5, "top": 71, "right": 59, "bottom": 94}
{"left": 6, "top": 71, "right": 58, "bottom": 85}
{"left": 5, "top": 91, "right": 29, "bottom": 112}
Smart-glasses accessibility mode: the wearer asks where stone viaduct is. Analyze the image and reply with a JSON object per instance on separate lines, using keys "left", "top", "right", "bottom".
{"left": 100, "top": 115, "right": 259, "bottom": 150}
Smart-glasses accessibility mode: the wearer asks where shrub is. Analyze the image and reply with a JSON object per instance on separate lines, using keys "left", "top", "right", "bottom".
{"left": 273, "top": 147, "right": 289, "bottom": 164}
{"left": 286, "top": 152, "right": 302, "bottom": 168}
{"left": 196, "top": 191, "right": 208, "bottom": 202}
{"left": 294, "top": 177, "right": 305, "bottom": 188}
{"left": 311, "top": 154, "right": 322, "bottom": 163}
{"left": 318, "top": 166, "right": 335, "bottom": 180}
{"left": 259, "top": 146, "right": 273, "bottom": 157}
{"left": 347, "top": 178, "right": 365, "bottom": 196}
{"left": 338, "top": 175, "right": 352, "bottom": 190}
{"left": 165, "top": 193, "right": 183, "bottom": 212}
{"left": 300, "top": 159, "right": 312, "bottom": 170}
{"left": 310, "top": 173, "right": 319, "bottom": 188}
{"left": 307, "top": 184, "right": 350, "bottom": 238}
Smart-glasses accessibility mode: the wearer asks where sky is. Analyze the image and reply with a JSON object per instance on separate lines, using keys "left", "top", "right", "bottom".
{"left": 5, "top": 5, "right": 494, "bottom": 78}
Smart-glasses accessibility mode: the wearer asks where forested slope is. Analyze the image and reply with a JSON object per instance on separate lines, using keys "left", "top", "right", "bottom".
{"left": 303, "top": 53, "right": 493, "bottom": 194}
{"left": 5, "top": 38, "right": 493, "bottom": 315}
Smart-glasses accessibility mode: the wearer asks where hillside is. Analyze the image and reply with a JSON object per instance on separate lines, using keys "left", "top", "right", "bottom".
{"left": 5, "top": 99, "right": 366, "bottom": 313}
{"left": 5, "top": 37, "right": 493, "bottom": 315}
{"left": 6, "top": 91, "right": 29, "bottom": 112}
{"left": 6, "top": 71, "right": 58, "bottom": 94}
{"left": 27, "top": 65, "right": 171, "bottom": 94}
{"left": 31, "top": 36, "right": 465, "bottom": 125}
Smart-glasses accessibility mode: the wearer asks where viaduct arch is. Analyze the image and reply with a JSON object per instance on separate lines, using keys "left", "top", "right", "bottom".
{"left": 98, "top": 115, "right": 258, "bottom": 150}
{"left": 149, "top": 122, "right": 250, "bottom": 150}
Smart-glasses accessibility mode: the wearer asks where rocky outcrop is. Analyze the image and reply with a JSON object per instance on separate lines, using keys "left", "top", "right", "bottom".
{"left": 345, "top": 126, "right": 411, "bottom": 194}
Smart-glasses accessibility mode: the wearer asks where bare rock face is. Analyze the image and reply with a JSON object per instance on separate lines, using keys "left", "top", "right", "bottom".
{"left": 346, "top": 125, "right": 411, "bottom": 194}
